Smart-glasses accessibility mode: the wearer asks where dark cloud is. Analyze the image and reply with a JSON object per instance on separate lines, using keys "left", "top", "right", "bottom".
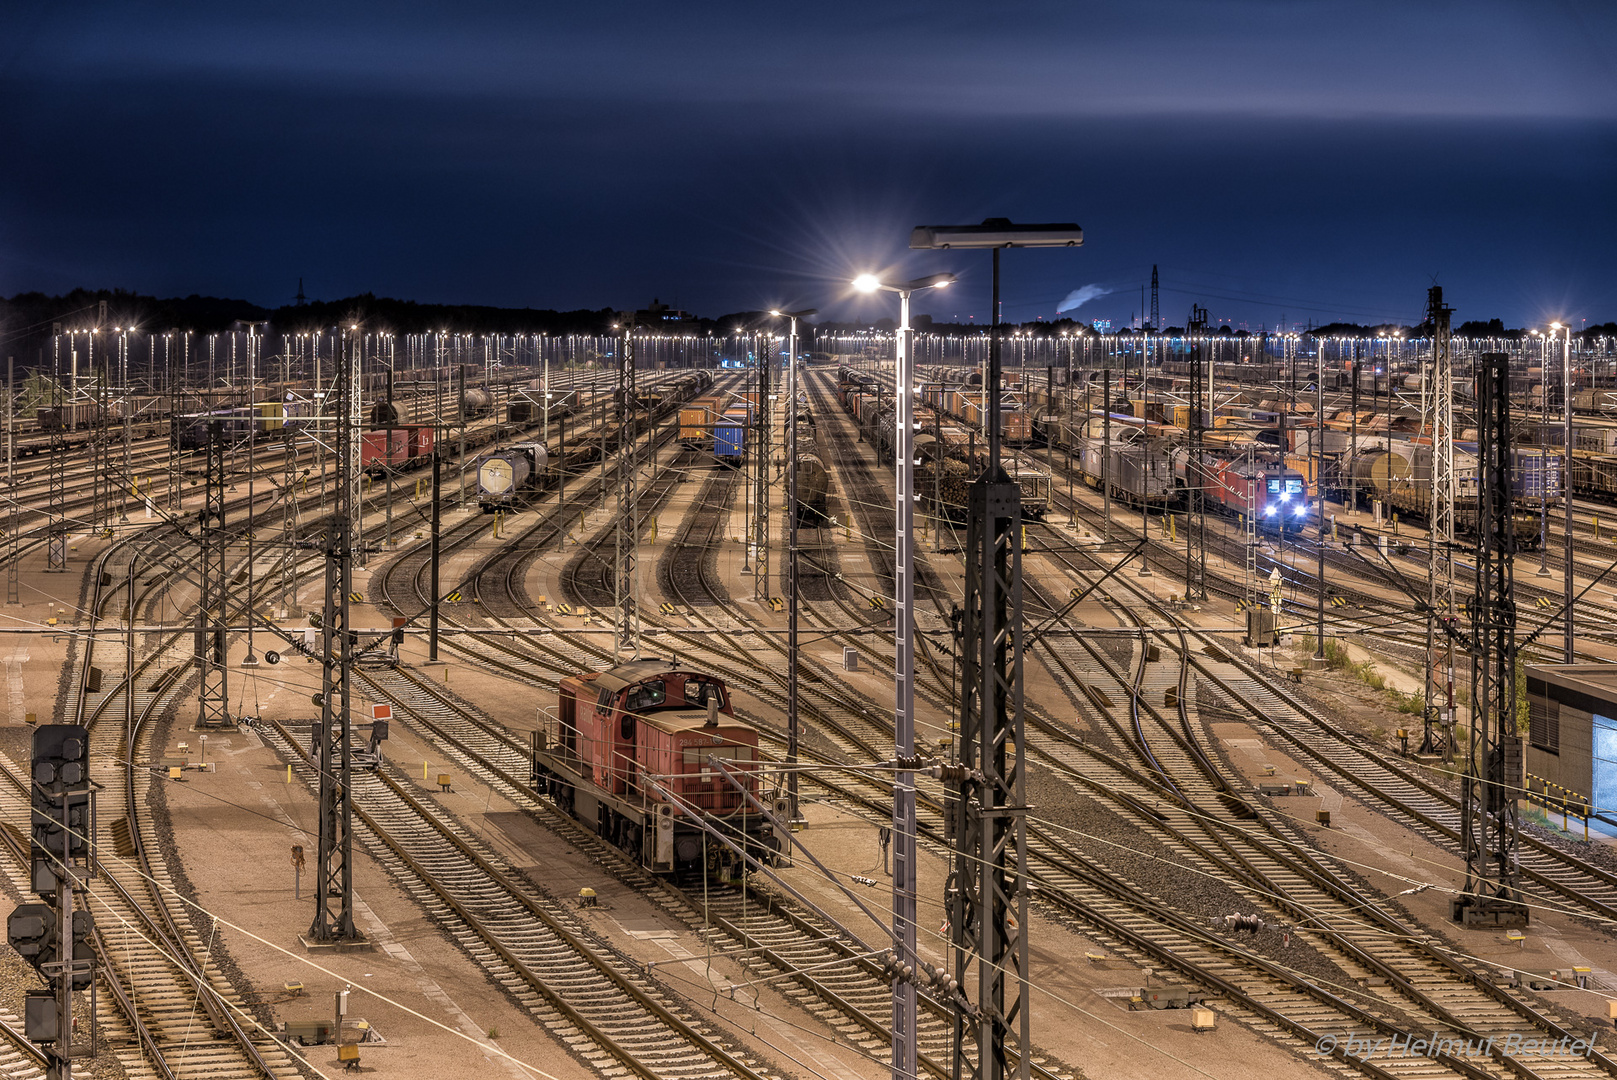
{"left": 2, "top": 1, "right": 1615, "bottom": 326}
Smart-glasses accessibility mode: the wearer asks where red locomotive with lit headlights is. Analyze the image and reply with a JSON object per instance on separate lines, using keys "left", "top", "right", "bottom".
{"left": 531, "top": 661, "right": 780, "bottom": 875}
{"left": 1194, "top": 453, "right": 1311, "bottom": 532}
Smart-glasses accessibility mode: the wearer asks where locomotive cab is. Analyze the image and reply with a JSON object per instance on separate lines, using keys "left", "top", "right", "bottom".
{"left": 542, "top": 662, "right": 769, "bottom": 874}
{"left": 1259, "top": 471, "right": 1310, "bottom": 526}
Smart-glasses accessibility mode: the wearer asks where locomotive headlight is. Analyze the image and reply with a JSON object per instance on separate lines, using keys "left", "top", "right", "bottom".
{"left": 1278, "top": 491, "right": 1289, "bottom": 502}
{"left": 1295, "top": 506, "right": 1307, "bottom": 517}
{"left": 1265, "top": 506, "right": 1277, "bottom": 516}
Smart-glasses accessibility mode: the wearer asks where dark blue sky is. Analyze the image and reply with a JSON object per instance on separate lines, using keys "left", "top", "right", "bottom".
{"left": 3, "top": 1, "right": 1615, "bottom": 329}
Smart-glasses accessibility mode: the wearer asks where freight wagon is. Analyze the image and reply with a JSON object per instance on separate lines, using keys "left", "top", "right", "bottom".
{"left": 1333, "top": 440, "right": 1542, "bottom": 546}
{"left": 360, "top": 425, "right": 435, "bottom": 474}
{"left": 714, "top": 408, "right": 750, "bottom": 466}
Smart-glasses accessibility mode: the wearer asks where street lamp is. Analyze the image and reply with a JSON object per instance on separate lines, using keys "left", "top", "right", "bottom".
{"left": 769, "top": 307, "right": 817, "bottom": 826}
{"left": 851, "top": 270, "right": 953, "bottom": 1080}
{"left": 1554, "top": 321, "right": 1575, "bottom": 661}
{"left": 1531, "top": 330, "right": 1550, "bottom": 576}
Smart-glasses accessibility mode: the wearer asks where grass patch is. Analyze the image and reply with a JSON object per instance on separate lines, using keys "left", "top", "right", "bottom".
{"left": 1318, "top": 638, "right": 1425, "bottom": 716}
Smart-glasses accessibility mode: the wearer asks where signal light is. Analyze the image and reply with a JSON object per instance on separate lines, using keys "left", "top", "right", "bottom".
{"left": 31, "top": 725, "right": 90, "bottom": 898}
{"left": 7, "top": 904, "right": 54, "bottom": 969}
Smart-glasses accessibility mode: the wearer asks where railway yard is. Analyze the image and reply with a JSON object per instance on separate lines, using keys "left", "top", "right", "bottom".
{"left": 9, "top": 332, "right": 1617, "bottom": 1080}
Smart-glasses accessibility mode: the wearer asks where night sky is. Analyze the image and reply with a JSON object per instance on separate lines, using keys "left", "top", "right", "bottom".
{"left": 3, "top": 1, "right": 1615, "bottom": 330}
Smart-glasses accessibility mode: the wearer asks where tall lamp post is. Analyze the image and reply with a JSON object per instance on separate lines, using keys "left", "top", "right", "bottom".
{"left": 1554, "top": 321, "right": 1575, "bottom": 661}
{"left": 852, "top": 271, "right": 954, "bottom": 1080}
{"left": 769, "top": 307, "right": 817, "bottom": 826}
{"left": 1533, "top": 331, "right": 1550, "bottom": 576}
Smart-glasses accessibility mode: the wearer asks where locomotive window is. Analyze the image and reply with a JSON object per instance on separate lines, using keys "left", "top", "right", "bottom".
{"left": 1285, "top": 479, "right": 1303, "bottom": 495}
{"left": 626, "top": 683, "right": 665, "bottom": 712}
{"left": 684, "top": 680, "right": 723, "bottom": 707}
{"left": 1266, "top": 479, "right": 1281, "bottom": 493}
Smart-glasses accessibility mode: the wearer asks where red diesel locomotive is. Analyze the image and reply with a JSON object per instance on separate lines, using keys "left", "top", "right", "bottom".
{"left": 531, "top": 661, "right": 780, "bottom": 875}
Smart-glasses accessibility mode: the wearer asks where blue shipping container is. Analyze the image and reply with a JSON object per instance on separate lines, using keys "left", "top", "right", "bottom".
{"left": 715, "top": 413, "right": 749, "bottom": 461}
{"left": 1513, "top": 448, "right": 1561, "bottom": 500}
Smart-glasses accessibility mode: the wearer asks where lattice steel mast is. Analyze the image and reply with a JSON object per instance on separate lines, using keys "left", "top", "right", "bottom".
{"left": 910, "top": 220, "right": 1078, "bottom": 1080}
{"left": 614, "top": 319, "right": 640, "bottom": 661}
{"left": 280, "top": 429, "right": 301, "bottom": 617}
{"left": 1423, "top": 286, "right": 1456, "bottom": 759}
{"left": 953, "top": 247, "right": 1029, "bottom": 1080}
{"left": 1453, "top": 352, "right": 1527, "bottom": 928}
{"left": 1185, "top": 305, "right": 1209, "bottom": 599}
{"left": 310, "top": 327, "right": 360, "bottom": 943}
{"left": 349, "top": 332, "right": 365, "bottom": 566}
{"left": 46, "top": 340, "right": 67, "bottom": 572}
{"left": 91, "top": 352, "right": 110, "bottom": 533}
{"left": 195, "top": 420, "right": 231, "bottom": 728}
{"left": 1149, "top": 264, "right": 1159, "bottom": 332}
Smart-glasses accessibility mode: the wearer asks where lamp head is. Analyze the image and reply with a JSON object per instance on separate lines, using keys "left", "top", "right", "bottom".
{"left": 853, "top": 274, "right": 881, "bottom": 294}
{"left": 910, "top": 218, "right": 1083, "bottom": 250}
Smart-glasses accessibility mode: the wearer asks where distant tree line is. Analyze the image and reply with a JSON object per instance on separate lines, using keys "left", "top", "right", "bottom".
{"left": 3, "top": 287, "right": 1612, "bottom": 375}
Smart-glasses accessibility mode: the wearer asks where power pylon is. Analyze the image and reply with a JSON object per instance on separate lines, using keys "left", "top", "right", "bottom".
{"left": 310, "top": 329, "right": 360, "bottom": 944}
{"left": 949, "top": 248, "right": 1030, "bottom": 1080}
{"left": 280, "top": 429, "right": 301, "bottom": 616}
{"left": 194, "top": 421, "right": 231, "bottom": 729}
{"left": 1422, "top": 286, "right": 1456, "bottom": 759}
{"left": 168, "top": 334, "right": 184, "bottom": 511}
{"left": 614, "top": 320, "right": 640, "bottom": 661}
{"left": 1452, "top": 352, "right": 1527, "bottom": 928}
{"left": 1185, "top": 305, "right": 1209, "bottom": 599}
{"left": 1149, "top": 265, "right": 1160, "bottom": 332}
{"left": 45, "top": 343, "right": 67, "bottom": 573}
{"left": 91, "top": 356, "right": 110, "bottom": 534}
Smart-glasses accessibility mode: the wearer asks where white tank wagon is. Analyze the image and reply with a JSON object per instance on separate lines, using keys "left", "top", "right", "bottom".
{"left": 476, "top": 441, "right": 550, "bottom": 510}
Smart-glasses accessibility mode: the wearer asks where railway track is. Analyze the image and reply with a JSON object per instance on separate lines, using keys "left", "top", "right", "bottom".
{"left": 258, "top": 716, "right": 785, "bottom": 1080}
{"left": 3, "top": 534, "right": 300, "bottom": 1080}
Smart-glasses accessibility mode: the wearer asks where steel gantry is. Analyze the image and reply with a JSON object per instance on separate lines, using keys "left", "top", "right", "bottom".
{"left": 614, "top": 320, "right": 641, "bottom": 661}
{"left": 1422, "top": 286, "right": 1457, "bottom": 760}
{"left": 194, "top": 421, "right": 232, "bottom": 729}
{"left": 1453, "top": 352, "right": 1527, "bottom": 928}
{"left": 912, "top": 218, "right": 1082, "bottom": 1080}
{"left": 310, "top": 329, "right": 361, "bottom": 944}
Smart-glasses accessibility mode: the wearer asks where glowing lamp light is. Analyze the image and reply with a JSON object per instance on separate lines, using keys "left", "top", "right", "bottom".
{"left": 853, "top": 274, "right": 881, "bottom": 293}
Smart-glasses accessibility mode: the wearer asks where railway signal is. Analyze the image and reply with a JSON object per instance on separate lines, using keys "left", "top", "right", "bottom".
{"left": 11, "top": 724, "right": 98, "bottom": 1077}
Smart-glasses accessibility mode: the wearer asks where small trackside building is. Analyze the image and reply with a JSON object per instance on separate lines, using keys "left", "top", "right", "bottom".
{"left": 1523, "top": 664, "right": 1617, "bottom": 829}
